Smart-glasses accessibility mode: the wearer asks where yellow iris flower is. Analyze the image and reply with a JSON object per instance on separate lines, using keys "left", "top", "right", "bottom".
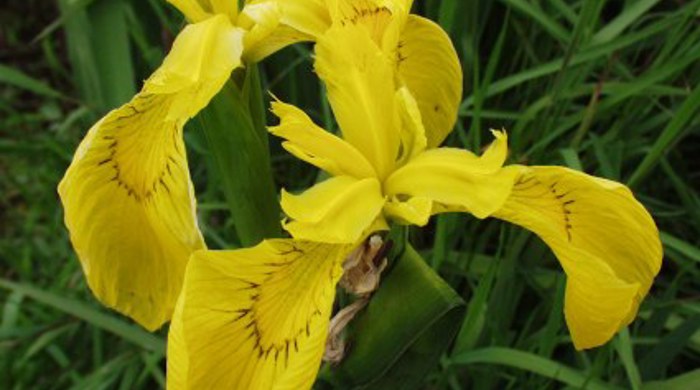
{"left": 277, "top": 23, "right": 661, "bottom": 350}
{"left": 57, "top": 0, "right": 324, "bottom": 331}
{"left": 166, "top": 16, "right": 661, "bottom": 390}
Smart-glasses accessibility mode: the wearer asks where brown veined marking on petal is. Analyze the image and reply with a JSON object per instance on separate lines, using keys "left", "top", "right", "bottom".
{"left": 396, "top": 39, "right": 407, "bottom": 66}
{"left": 512, "top": 172, "right": 576, "bottom": 243}
{"left": 339, "top": 2, "right": 392, "bottom": 43}
{"left": 208, "top": 242, "right": 332, "bottom": 368}
{"left": 94, "top": 93, "right": 183, "bottom": 203}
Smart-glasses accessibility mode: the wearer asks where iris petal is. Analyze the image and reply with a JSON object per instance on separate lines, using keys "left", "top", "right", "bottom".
{"left": 385, "top": 132, "right": 516, "bottom": 219}
{"left": 315, "top": 23, "right": 401, "bottom": 179}
{"left": 493, "top": 166, "right": 662, "bottom": 349}
{"left": 396, "top": 15, "right": 462, "bottom": 148}
{"left": 247, "top": 0, "right": 330, "bottom": 38}
{"left": 269, "top": 100, "right": 376, "bottom": 178}
{"left": 282, "top": 176, "right": 386, "bottom": 243}
{"left": 58, "top": 15, "right": 243, "bottom": 330}
{"left": 170, "top": 241, "right": 352, "bottom": 389}
{"left": 58, "top": 92, "right": 205, "bottom": 330}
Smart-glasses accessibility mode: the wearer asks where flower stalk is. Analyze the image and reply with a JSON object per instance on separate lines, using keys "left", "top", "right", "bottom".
{"left": 198, "top": 67, "right": 281, "bottom": 246}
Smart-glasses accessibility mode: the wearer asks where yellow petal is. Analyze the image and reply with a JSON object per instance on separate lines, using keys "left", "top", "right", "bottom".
{"left": 324, "top": 0, "right": 405, "bottom": 44}
{"left": 144, "top": 15, "right": 244, "bottom": 119}
{"left": 269, "top": 100, "right": 376, "bottom": 178}
{"left": 384, "top": 196, "right": 432, "bottom": 226}
{"left": 167, "top": 0, "right": 210, "bottom": 23}
{"left": 239, "top": 1, "right": 308, "bottom": 63}
{"left": 395, "top": 86, "right": 427, "bottom": 164}
{"left": 168, "top": 0, "right": 238, "bottom": 22}
{"left": 171, "top": 241, "right": 352, "bottom": 389}
{"left": 396, "top": 15, "right": 462, "bottom": 148}
{"left": 480, "top": 129, "right": 509, "bottom": 169}
{"left": 493, "top": 166, "right": 662, "bottom": 349}
{"left": 167, "top": 291, "right": 188, "bottom": 390}
{"left": 247, "top": 0, "right": 330, "bottom": 38}
{"left": 58, "top": 15, "right": 244, "bottom": 330}
{"left": 281, "top": 176, "right": 386, "bottom": 243}
{"left": 58, "top": 92, "right": 206, "bottom": 330}
{"left": 563, "top": 247, "right": 641, "bottom": 350}
{"left": 245, "top": 24, "right": 314, "bottom": 63}
{"left": 315, "top": 23, "right": 401, "bottom": 179}
{"left": 385, "top": 133, "right": 516, "bottom": 219}
{"left": 208, "top": 0, "right": 238, "bottom": 20}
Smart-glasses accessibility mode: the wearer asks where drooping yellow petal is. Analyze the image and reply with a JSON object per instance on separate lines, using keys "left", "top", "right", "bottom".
{"left": 281, "top": 176, "right": 387, "bottom": 243}
{"left": 315, "top": 23, "right": 401, "bottom": 179}
{"left": 166, "top": 290, "right": 188, "bottom": 390}
{"left": 58, "top": 93, "right": 206, "bottom": 330}
{"left": 58, "top": 15, "right": 244, "bottom": 330}
{"left": 384, "top": 132, "right": 517, "bottom": 219}
{"left": 269, "top": 100, "right": 376, "bottom": 178}
{"left": 145, "top": 15, "right": 244, "bottom": 119}
{"left": 396, "top": 15, "right": 462, "bottom": 148}
{"left": 170, "top": 241, "right": 352, "bottom": 389}
{"left": 493, "top": 166, "right": 662, "bottom": 349}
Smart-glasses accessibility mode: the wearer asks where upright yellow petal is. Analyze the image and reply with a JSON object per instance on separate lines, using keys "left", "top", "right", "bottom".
{"left": 324, "top": 0, "right": 403, "bottom": 44}
{"left": 208, "top": 0, "right": 238, "bottom": 20}
{"left": 384, "top": 132, "right": 517, "bottom": 219}
{"left": 239, "top": 1, "right": 297, "bottom": 63}
{"left": 245, "top": 24, "right": 313, "bottom": 63}
{"left": 395, "top": 86, "right": 427, "bottom": 164}
{"left": 281, "top": 176, "right": 387, "bottom": 243}
{"left": 168, "top": 0, "right": 238, "bottom": 22}
{"left": 58, "top": 92, "right": 206, "bottom": 330}
{"left": 168, "top": 0, "right": 210, "bottom": 23}
{"left": 170, "top": 241, "right": 352, "bottom": 389}
{"left": 58, "top": 15, "right": 243, "bottom": 330}
{"left": 315, "top": 23, "right": 401, "bottom": 179}
{"left": 167, "top": 291, "right": 188, "bottom": 390}
{"left": 246, "top": 0, "right": 330, "bottom": 38}
{"left": 269, "top": 100, "right": 376, "bottom": 178}
{"left": 396, "top": 15, "right": 462, "bottom": 148}
{"left": 493, "top": 166, "right": 662, "bottom": 349}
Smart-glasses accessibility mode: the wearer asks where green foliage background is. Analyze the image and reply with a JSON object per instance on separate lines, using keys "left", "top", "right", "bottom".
{"left": 1, "top": 0, "right": 699, "bottom": 388}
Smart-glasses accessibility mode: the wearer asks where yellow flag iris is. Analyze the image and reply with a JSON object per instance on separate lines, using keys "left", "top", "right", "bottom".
{"left": 163, "top": 3, "right": 660, "bottom": 389}
{"left": 166, "top": 14, "right": 660, "bottom": 390}
{"left": 58, "top": 0, "right": 322, "bottom": 331}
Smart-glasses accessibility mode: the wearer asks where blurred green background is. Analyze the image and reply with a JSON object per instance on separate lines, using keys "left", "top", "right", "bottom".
{"left": 1, "top": 0, "right": 699, "bottom": 388}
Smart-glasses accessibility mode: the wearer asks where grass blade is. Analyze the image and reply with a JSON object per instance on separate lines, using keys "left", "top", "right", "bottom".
{"left": 627, "top": 85, "right": 700, "bottom": 187}
{"left": 0, "top": 279, "right": 165, "bottom": 353}
{"left": 0, "top": 64, "right": 63, "bottom": 99}
{"left": 450, "top": 347, "right": 621, "bottom": 390}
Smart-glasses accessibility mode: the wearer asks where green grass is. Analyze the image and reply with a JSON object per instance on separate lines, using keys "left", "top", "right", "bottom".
{"left": 1, "top": 0, "right": 699, "bottom": 388}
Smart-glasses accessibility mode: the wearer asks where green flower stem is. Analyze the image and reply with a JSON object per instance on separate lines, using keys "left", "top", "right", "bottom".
{"left": 198, "top": 67, "right": 281, "bottom": 247}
